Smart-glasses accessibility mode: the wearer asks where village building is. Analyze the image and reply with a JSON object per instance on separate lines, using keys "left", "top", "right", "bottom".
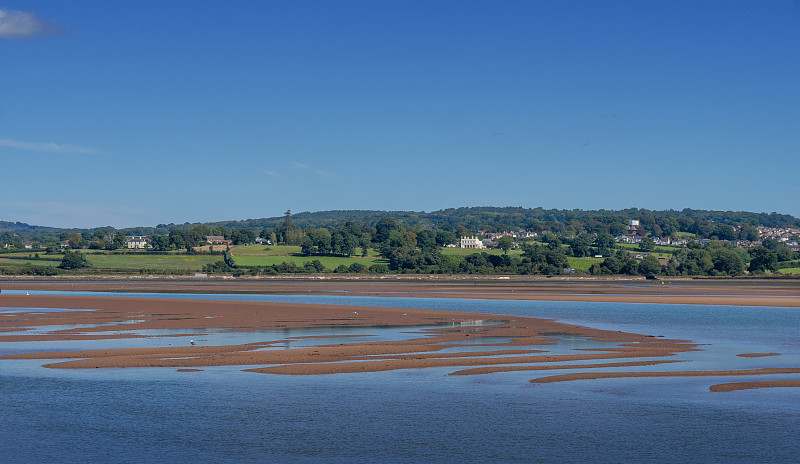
{"left": 627, "top": 219, "right": 643, "bottom": 235}
{"left": 126, "top": 236, "right": 149, "bottom": 249}
{"left": 459, "top": 236, "right": 485, "bottom": 249}
{"left": 206, "top": 235, "right": 232, "bottom": 245}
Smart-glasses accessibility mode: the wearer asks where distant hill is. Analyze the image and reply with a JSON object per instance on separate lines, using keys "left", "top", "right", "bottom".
{"left": 3, "top": 207, "right": 799, "bottom": 240}
{"left": 0, "top": 221, "right": 59, "bottom": 234}
{"left": 205, "top": 207, "right": 800, "bottom": 231}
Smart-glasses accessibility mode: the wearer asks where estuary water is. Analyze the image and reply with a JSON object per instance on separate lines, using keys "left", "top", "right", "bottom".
{"left": 1, "top": 291, "right": 799, "bottom": 463}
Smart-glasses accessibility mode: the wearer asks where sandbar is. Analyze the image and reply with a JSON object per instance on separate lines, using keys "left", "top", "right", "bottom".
{"left": 1, "top": 276, "right": 798, "bottom": 307}
{"left": 1, "top": 280, "right": 798, "bottom": 391}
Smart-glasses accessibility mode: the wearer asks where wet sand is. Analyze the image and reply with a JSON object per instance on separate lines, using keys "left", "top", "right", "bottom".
{"left": 1, "top": 276, "right": 798, "bottom": 306}
{"left": 1, "top": 278, "right": 798, "bottom": 391}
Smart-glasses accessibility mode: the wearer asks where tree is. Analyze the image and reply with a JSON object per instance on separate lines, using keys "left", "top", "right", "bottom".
{"left": 738, "top": 224, "right": 759, "bottom": 241}
{"left": 415, "top": 230, "right": 438, "bottom": 253}
{"left": 435, "top": 230, "right": 457, "bottom": 247}
{"left": 348, "top": 262, "right": 365, "bottom": 273}
{"left": 569, "top": 234, "right": 592, "bottom": 258}
{"left": 761, "top": 238, "right": 793, "bottom": 262}
{"left": 59, "top": 250, "right": 89, "bottom": 270}
{"left": 711, "top": 247, "right": 745, "bottom": 276}
{"left": 110, "top": 231, "right": 126, "bottom": 250}
{"left": 374, "top": 216, "right": 398, "bottom": 243}
{"left": 639, "top": 255, "right": 663, "bottom": 275}
{"left": 311, "top": 228, "right": 332, "bottom": 254}
{"left": 638, "top": 237, "right": 655, "bottom": 252}
{"left": 497, "top": 235, "right": 513, "bottom": 254}
{"left": 150, "top": 235, "right": 171, "bottom": 251}
{"left": 300, "top": 237, "right": 315, "bottom": 256}
{"left": 304, "top": 259, "right": 325, "bottom": 273}
{"left": 594, "top": 232, "right": 615, "bottom": 256}
{"left": 230, "top": 229, "right": 256, "bottom": 245}
{"left": 331, "top": 228, "right": 358, "bottom": 256}
{"left": 748, "top": 247, "right": 777, "bottom": 274}
{"left": 67, "top": 233, "right": 83, "bottom": 249}
{"left": 674, "top": 248, "right": 714, "bottom": 275}
{"left": 169, "top": 229, "right": 187, "bottom": 249}
{"left": 275, "top": 210, "right": 296, "bottom": 244}
{"left": 522, "top": 244, "right": 568, "bottom": 275}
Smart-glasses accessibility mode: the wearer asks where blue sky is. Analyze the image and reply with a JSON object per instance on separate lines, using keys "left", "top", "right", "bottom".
{"left": 1, "top": 0, "right": 798, "bottom": 228}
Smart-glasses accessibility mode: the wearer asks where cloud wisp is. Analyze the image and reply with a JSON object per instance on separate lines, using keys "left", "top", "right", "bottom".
{"left": 0, "top": 8, "right": 61, "bottom": 39}
{"left": 0, "top": 137, "right": 98, "bottom": 154}
{"left": 264, "top": 170, "right": 281, "bottom": 178}
{"left": 292, "top": 161, "right": 336, "bottom": 178}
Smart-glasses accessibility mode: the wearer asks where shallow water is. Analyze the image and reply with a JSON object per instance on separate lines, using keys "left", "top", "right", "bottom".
{"left": 1, "top": 291, "right": 799, "bottom": 463}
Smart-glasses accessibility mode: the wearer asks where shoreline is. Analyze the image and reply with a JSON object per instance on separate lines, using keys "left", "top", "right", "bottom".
{"left": 1, "top": 280, "right": 798, "bottom": 391}
{"left": 1, "top": 277, "right": 798, "bottom": 307}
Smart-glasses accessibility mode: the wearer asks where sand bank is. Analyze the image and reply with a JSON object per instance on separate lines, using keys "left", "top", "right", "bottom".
{"left": 1, "top": 291, "right": 798, "bottom": 391}
{"left": 1, "top": 277, "right": 798, "bottom": 306}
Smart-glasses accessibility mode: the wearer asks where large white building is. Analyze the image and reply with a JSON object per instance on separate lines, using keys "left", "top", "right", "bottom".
{"left": 459, "top": 236, "right": 485, "bottom": 249}
{"left": 126, "top": 236, "right": 149, "bottom": 249}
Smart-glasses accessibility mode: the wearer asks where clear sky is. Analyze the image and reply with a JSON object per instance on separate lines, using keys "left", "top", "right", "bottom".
{"left": 1, "top": 0, "right": 798, "bottom": 229}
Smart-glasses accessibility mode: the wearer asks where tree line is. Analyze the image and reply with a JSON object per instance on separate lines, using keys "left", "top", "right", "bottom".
{"left": 3, "top": 208, "right": 799, "bottom": 277}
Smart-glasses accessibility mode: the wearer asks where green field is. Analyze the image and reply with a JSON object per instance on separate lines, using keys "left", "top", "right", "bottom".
{"left": 0, "top": 258, "right": 60, "bottom": 267}
{"left": 230, "top": 245, "right": 386, "bottom": 268}
{"left": 229, "top": 245, "right": 304, "bottom": 256}
{"left": 86, "top": 253, "right": 220, "bottom": 271}
{"left": 232, "top": 255, "right": 386, "bottom": 268}
{"left": 777, "top": 267, "right": 800, "bottom": 275}
{"left": 566, "top": 257, "right": 604, "bottom": 271}
{"left": 1, "top": 252, "right": 220, "bottom": 272}
{"left": 440, "top": 248, "right": 523, "bottom": 257}
{"left": 616, "top": 243, "right": 678, "bottom": 255}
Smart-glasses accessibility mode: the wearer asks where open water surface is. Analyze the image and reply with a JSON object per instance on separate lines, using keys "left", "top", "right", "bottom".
{"left": 1, "top": 290, "right": 799, "bottom": 463}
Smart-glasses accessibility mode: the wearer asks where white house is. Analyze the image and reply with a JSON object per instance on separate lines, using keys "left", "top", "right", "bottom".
{"left": 126, "top": 236, "right": 149, "bottom": 249}
{"left": 459, "top": 236, "right": 485, "bottom": 249}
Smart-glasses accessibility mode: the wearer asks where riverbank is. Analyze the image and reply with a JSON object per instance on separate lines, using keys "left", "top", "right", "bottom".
{"left": 1, "top": 276, "right": 798, "bottom": 306}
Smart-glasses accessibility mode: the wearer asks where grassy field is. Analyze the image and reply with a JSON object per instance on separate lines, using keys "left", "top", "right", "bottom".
{"left": 440, "top": 248, "right": 523, "bottom": 257}
{"left": 86, "top": 254, "right": 220, "bottom": 271}
{"left": 232, "top": 255, "right": 386, "bottom": 268}
{"left": 0, "top": 258, "right": 60, "bottom": 268}
{"left": 616, "top": 243, "right": 678, "bottom": 255}
{"left": 566, "top": 257, "right": 604, "bottom": 271}
{"left": 223, "top": 245, "right": 302, "bottom": 256}
{"left": 230, "top": 245, "right": 386, "bottom": 268}
{"left": 1, "top": 252, "right": 220, "bottom": 272}
{"left": 778, "top": 267, "right": 800, "bottom": 275}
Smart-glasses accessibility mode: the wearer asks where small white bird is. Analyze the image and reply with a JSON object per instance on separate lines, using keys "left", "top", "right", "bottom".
{"left": 190, "top": 340, "right": 195, "bottom": 346}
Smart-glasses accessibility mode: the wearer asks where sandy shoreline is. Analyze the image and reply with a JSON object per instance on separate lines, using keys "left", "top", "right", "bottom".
{"left": 1, "top": 276, "right": 798, "bottom": 307}
{"left": 1, "top": 279, "right": 798, "bottom": 391}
